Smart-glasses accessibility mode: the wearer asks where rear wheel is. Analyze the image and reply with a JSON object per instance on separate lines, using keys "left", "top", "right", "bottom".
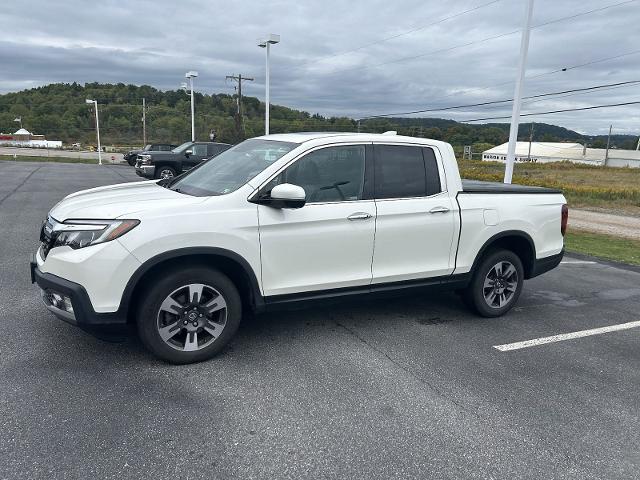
{"left": 464, "top": 249, "right": 524, "bottom": 317}
{"left": 136, "top": 267, "right": 242, "bottom": 364}
{"left": 155, "top": 166, "right": 176, "bottom": 179}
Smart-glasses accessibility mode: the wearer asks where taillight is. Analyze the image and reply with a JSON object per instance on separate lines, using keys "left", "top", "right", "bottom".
{"left": 561, "top": 204, "right": 568, "bottom": 236}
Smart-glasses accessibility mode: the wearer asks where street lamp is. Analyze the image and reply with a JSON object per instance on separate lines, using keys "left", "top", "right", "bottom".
{"left": 257, "top": 34, "right": 280, "bottom": 135}
{"left": 185, "top": 71, "right": 198, "bottom": 141}
{"left": 85, "top": 99, "right": 102, "bottom": 165}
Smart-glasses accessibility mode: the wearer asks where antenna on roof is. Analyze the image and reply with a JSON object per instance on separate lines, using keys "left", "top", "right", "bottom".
{"left": 382, "top": 131, "right": 397, "bottom": 135}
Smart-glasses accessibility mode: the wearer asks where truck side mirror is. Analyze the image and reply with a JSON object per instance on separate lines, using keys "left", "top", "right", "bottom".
{"left": 185, "top": 149, "right": 192, "bottom": 157}
{"left": 267, "top": 183, "right": 306, "bottom": 209}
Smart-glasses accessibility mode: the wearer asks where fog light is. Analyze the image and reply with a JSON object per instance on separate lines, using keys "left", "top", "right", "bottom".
{"left": 63, "top": 296, "right": 74, "bottom": 313}
{"left": 46, "top": 291, "right": 73, "bottom": 313}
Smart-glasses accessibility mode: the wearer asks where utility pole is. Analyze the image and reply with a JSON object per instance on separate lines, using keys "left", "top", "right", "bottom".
{"left": 226, "top": 74, "right": 254, "bottom": 139}
{"left": 527, "top": 122, "right": 534, "bottom": 161}
{"left": 142, "top": 98, "right": 147, "bottom": 146}
{"left": 604, "top": 124, "right": 612, "bottom": 166}
{"left": 504, "top": 0, "right": 534, "bottom": 183}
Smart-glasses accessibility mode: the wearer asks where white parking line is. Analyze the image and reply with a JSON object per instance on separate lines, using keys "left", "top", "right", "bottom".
{"left": 494, "top": 320, "right": 640, "bottom": 352}
{"left": 560, "top": 260, "right": 596, "bottom": 264}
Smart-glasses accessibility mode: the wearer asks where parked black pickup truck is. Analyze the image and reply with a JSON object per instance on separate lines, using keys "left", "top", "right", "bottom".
{"left": 124, "top": 143, "right": 177, "bottom": 166}
{"left": 135, "top": 141, "right": 231, "bottom": 179}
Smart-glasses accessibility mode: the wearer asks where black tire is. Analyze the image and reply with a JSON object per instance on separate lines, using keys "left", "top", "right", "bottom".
{"left": 136, "top": 267, "right": 242, "bottom": 364}
{"left": 463, "top": 249, "right": 524, "bottom": 318}
{"left": 127, "top": 158, "right": 136, "bottom": 166}
{"left": 154, "top": 166, "right": 176, "bottom": 180}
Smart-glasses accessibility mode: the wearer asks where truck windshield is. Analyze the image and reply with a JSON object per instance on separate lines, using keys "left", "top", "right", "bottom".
{"left": 172, "top": 141, "right": 193, "bottom": 153}
{"left": 168, "top": 139, "right": 298, "bottom": 196}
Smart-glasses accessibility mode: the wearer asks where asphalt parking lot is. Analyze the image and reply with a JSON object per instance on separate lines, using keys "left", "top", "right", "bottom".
{"left": 1, "top": 160, "right": 639, "bottom": 479}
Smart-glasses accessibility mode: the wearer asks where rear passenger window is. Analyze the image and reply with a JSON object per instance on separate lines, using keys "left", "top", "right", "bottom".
{"left": 374, "top": 145, "right": 442, "bottom": 199}
{"left": 374, "top": 145, "right": 425, "bottom": 199}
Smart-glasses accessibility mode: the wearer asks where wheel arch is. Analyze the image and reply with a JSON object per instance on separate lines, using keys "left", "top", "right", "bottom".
{"left": 470, "top": 230, "right": 537, "bottom": 279}
{"left": 120, "top": 247, "right": 264, "bottom": 323}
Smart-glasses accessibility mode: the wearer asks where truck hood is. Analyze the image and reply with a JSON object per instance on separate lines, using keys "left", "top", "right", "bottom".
{"left": 49, "top": 180, "right": 206, "bottom": 221}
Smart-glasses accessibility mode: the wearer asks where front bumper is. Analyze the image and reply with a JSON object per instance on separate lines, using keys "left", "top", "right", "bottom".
{"left": 31, "top": 257, "right": 127, "bottom": 327}
{"left": 135, "top": 164, "right": 155, "bottom": 178}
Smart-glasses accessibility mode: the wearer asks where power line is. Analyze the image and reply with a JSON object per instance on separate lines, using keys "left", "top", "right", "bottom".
{"left": 356, "top": 48, "right": 640, "bottom": 118}
{"left": 296, "top": 0, "right": 501, "bottom": 68}
{"left": 319, "top": 0, "right": 638, "bottom": 76}
{"left": 361, "top": 80, "right": 640, "bottom": 119}
{"left": 461, "top": 100, "right": 640, "bottom": 122}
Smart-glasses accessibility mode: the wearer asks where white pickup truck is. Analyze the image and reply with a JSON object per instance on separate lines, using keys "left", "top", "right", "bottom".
{"left": 31, "top": 132, "right": 568, "bottom": 363}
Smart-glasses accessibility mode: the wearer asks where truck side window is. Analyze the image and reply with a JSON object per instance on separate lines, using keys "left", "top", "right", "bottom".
{"left": 374, "top": 145, "right": 426, "bottom": 199}
{"left": 192, "top": 144, "right": 208, "bottom": 156}
{"left": 423, "top": 147, "right": 442, "bottom": 196}
{"left": 266, "top": 145, "right": 366, "bottom": 203}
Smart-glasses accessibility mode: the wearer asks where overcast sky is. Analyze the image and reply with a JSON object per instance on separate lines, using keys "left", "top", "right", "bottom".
{"left": 1, "top": 0, "right": 639, "bottom": 135}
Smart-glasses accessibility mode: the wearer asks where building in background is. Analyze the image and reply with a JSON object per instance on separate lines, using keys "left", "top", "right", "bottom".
{"left": 482, "top": 142, "right": 640, "bottom": 168}
{"left": 0, "top": 128, "right": 62, "bottom": 149}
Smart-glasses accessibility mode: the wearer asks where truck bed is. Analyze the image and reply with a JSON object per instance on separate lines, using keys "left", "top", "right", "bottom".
{"left": 461, "top": 179, "right": 562, "bottom": 194}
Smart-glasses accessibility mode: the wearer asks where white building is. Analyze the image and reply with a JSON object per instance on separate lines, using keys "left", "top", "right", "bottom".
{"left": 0, "top": 128, "right": 62, "bottom": 149}
{"left": 482, "top": 142, "right": 640, "bottom": 168}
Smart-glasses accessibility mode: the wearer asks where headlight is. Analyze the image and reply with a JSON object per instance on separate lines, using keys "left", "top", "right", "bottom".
{"left": 140, "top": 154, "right": 152, "bottom": 165}
{"left": 52, "top": 219, "right": 140, "bottom": 249}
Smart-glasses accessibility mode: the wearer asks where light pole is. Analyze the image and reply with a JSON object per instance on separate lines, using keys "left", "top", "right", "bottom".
{"left": 258, "top": 34, "right": 280, "bottom": 135}
{"left": 85, "top": 99, "right": 102, "bottom": 165}
{"left": 185, "top": 71, "right": 198, "bottom": 141}
{"left": 504, "top": 0, "right": 534, "bottom": 184}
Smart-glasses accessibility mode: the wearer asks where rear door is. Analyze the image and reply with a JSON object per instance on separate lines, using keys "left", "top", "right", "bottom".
{"left": 371, "top": 144, "right": 456, "bottom": 284}
{"left": 256, "top": 144, "right": 376, "bottom": 297}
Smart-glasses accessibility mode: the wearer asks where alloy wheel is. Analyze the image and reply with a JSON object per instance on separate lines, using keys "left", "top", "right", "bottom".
{"left": 159, "top": 169, "right": 174, "bottom": 179}
{"left": 482, "top": 261, "right": 518, "bottom": 309}
{"left": 156, "top": 283, "right": 227, "bottom": 351}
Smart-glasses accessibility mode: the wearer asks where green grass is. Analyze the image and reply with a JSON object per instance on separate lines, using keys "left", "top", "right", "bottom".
{"left": 0, "top": 155, "right": 100, "bottom": 164}
{"left": 565, "top": 230, "right": 640, "bottom": 265}
{"left": 458, "top": 159, "right": 640, "bottom": 216}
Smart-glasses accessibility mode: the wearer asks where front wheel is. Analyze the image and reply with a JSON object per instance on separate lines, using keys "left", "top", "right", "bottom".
{"left": 136, "top": 267, "right": 242, "bottom": 364}
{"left": 463, "top": 249, "right": 524, "bottom": 317}
{"left": 155, "top": 166, "right": 176, "bottom": 180}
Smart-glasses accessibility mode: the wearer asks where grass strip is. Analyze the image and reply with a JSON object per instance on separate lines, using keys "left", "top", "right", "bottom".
{"left": 565, "top": 230, "right": 640, "bottom": 266}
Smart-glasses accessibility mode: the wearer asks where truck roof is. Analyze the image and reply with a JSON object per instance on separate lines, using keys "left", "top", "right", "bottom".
{"left": 256, "top": 131, "right": 450, "bottom": 148}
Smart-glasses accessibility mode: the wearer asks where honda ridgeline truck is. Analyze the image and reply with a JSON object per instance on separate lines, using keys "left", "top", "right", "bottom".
{"left": 31, "top": 132, "right": 568, "bottom": 364}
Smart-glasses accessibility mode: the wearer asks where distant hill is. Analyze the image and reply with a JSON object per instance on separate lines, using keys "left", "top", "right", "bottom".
{"left": 0, "top": 82, "right": 636, "bottom": 149}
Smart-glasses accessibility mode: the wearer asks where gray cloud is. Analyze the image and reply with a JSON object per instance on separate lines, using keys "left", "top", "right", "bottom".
{"left": 1, "top": 0, "right": 639, "bottom": 134}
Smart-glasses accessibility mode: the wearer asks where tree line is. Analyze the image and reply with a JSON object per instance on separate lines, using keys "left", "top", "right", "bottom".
{"left": 0, "top": 82, "right": 636, "bottom": 149}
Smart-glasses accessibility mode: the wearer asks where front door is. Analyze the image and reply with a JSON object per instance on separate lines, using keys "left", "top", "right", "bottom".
{"left": 257, "top": 144, "right": 376, "bottom": 297}
{"left": 184, "top": 143, "right": 208, "bottom": 170}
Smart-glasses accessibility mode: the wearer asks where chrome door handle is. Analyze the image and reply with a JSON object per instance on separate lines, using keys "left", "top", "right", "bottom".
{"left": 429, "top": 206, "right": 450, "bottom": 214}
{"left": 347, "top": 212, "right": 372, "bottom": 221}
